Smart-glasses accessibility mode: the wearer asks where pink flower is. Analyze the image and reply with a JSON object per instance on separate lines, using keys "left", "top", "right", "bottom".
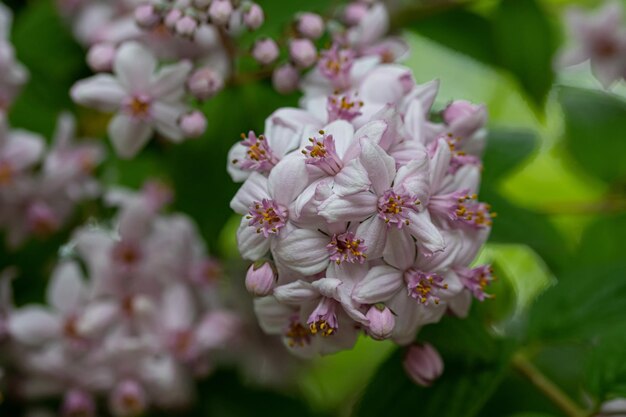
{"left": 71, "top": 42, "right": 193, "bottom": 158}
{"left": 403, "top": 343, "right": 444, "bottom": 386}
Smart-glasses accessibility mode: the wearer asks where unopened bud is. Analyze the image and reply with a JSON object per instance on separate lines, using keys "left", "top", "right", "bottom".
{"left": 442, "top": 100, "right": 480, "bottom": 125}
{"left": 245, "top": 261, "right": 276, "bottom": 296}
{"left": 272, "top": 64, "right": 299, "bottom": 94}
{"left": 164, "top": 8, "right": 183, "bottom": 29}
{"left": 175, "top": 15, "right": 198, "bottom": 37}
{"left": 344, "top": 2, "right": 369, "bottom": 26}
{"left": 403, "top": 343, "right": 444, "bottom": 387}
{"left": 243, "top": 3, "right": 264, "bottom": 30}
{"left": 109, "top": 379, "right": 147, "bottom": 417}
{"left": 134, "top": 3, "right": 160, "bottom": 29}
{"left": 87, "top": 43, "right": 116, "bottom": 72}
{"left": 289, "top": 38, "right": 317, "bottom": 68}
{"left": 296, "top": 13, "right": 324, "bottom": 39}
{"left": 180, "top": 111, "right": 207, "bottom": 138}
{"left": 187, "top": 67, "right": 224, "bottom": 100}
{"left": 62, "top": 389, "right": 96, "bottom": 417}
{"left": 209, "top": 0, "right": 233, "bottom": 26}
{"left": 365, "top": 304, "right": 395, "bottom": 340}
{"left": 252, "top": 38, "right": 279, "bottom": 65}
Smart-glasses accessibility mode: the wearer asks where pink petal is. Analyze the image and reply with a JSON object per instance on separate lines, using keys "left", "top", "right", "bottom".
{"left": 108, "top": 114, "right": 153, "bottom": 159}
{"left": 352, "top": 265, "right": 404, "bottom": 304}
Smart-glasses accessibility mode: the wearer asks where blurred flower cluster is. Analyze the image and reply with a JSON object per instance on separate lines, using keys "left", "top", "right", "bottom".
{"left": 227, "top": 2, "right": 495, "bottom": 378}
{"left": 557, "top": 0, "right": 626, "bottom": 88}
{"left": 1, "top": 183, "right": 245, "bottom": 416}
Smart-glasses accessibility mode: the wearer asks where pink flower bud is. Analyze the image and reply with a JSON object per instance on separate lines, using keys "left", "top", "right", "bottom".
{"left": 442, "top": 100, "right": 479, "bottom": 124}
{"left": 344, "top": 2, "right": 369, "bottom": 25}
{"left": 87, "top": 43, "right": 116, "bottom": 72}
{"left": 243, "top": 3, "right": 264, "bottom": 30}
{"left": 62, "top": 389, "right": 95, "bottom": 417}
{"left": 289, "top": 38, "right": 317, "bottom": 68}
{"left": 176, "top": 15, "right": 198, "bottom": 37}
{"left": 403, "top": 343, "right": 444, "bottom": 387}
{"left": 245, "top": 261, "right": 276, "bottom": 296}
{"left": 109, "top": 379, "right": 147, "bottom": 417}
{"left": 180, "top": 111, "right": 207, "bottom": 137}
{"left": 209, "top": 0, "right": 233, "bottom": 26}
{"left": 27, "top": 202, "right": 59, "bottom": 237}
{"left": 252, "top": 38, "right": 279, "bottom": 65}
{"left": 272, "top": 64, "right": 299, "bottom": 94}
{"left": 134, "top": 4, "right": 160, "bottom": 29}
{"left": 365, "top": 304, "right": 395, "bottom": 340}
{"left": 296, "top": 13, "right": 324, "bottom": 39}
{"left": 187, "top": 67, "right": 224, "bottom": 100}
{"left": 164, "top": 8, "right": 183, "bottom": 28}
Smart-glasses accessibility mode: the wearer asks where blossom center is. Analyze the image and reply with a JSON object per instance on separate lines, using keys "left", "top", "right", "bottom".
{"left": 246, "top": 199, "right": 288, "bottom": 238}
{"left": 302, "top": 130, "right": 343, "bottom": 175}
{"left": 285, "top": 317, "right": 311, "bottom": 347}
{"left": 377, "top": 190, "right": 419, "bottom": 228}
{"left": 318, "top": 45, "right": 355, "bottom": 89}
{"left": 232, "top": 131, "right": 277, "bottom": 173}
{"left": 0, "top": 161, "right": 13, "bottom": 185}
{"left": 308, "top": 297, "right": 339, "bottom": 336}
{"left": 430, "top": 191, "right": 495, "bottom": 229}
{"left": 123, "top": 94, "right": 152, "bottom": 119}
{"left": 111, "top": 241, "right": 143, "bottom": 270}
{"left": 327, "top": 232, "right": 367, "bottom": 264}
{"left": 457, "top": 265, "right": 495, "bottom": 301}
{"left": 405, "top": 269, "right": 448, "bottom": 305}
{"left": 327, "top": 93, "right": 364, "bottom": 122}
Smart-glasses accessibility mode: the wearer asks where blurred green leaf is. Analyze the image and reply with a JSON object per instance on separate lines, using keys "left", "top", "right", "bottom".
{"left": 9, "top": 0, "right": 87, "bottom": 136}
{"left": 576, "top": 213, "right": 626, "bottom": 267}
{"left": 353, "top": 312, "right": 513, "bottom": 417}
{"left": 559, "top": 87, "right": 626, "bottom": 184}
{"left": 527, "top": 262, "right": 626, "bottom": 343}
{"left": 585, "top": 332, "right": 626, "bottom": 402}
{"left": 492, "top": 0, "right": 556, "bottom": 109}
{"left": 482, "top": 128, "right": 538, "bottom": 186}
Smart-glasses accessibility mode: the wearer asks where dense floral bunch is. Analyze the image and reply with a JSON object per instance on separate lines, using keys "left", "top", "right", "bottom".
{"left": 1, "top": 183, "right": 242, "bottom": 416}
{"left": 557, "top": 0, "right": 626, "bottom": 88}
{"left": 228, "top": 20, "right": 495, "bottom": 366}
{"left": 0, "top": 3, "right": 27, "bottom": 111}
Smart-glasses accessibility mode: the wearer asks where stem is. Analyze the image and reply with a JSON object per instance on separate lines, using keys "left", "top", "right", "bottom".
{"left": 512, "top": 352, "right": 588, "bottom": 417}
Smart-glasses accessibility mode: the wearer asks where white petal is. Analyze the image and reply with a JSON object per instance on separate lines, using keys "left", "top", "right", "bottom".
{"left": 236, "top": 220, "right": 271, "bottom": 260}
{"left": 254, "top": 296, "right": 294, "bottom": 334}
{"left": 274, "top": 280, "right": 319, "bottom": 305}
{"left": 229, "top": 172, "right": 269, "bottom": 214}
{"left": 153, "top": 102, "right": 186, "bottom": 142}
{"left": 114, "top": 42, "right": 156, "bottom": 92}
{"left": 150, "top": 60, "right": 192, "bottom": 101}
{"left": 332, "top": 159, "right": 371, "bottom": 196}
{"left": 268, "top": 154, "right": 309, "bottom": 207}
{"left": 317, "top": 191, "right": 377, "bottom": 223}
{"left": 383, "top": 228, "right": 416, "bottom": 270}
{"left": 352, "top": 265, "right": 404, "bottom": 304}
{"left": 46, "top": 261, "right": 86, "bottom": 313}
{"left": 162, "top": 284, "right": 195, "bottom": 330}
{"left": 71, "top": 74, "right": 125, "bottom": 112}
{"left": 272, "top": 228, "right": 329, "bottom": 275}
{"left": 108, "top": 114, "right": 153, "bottom": 159}
{"left": 359, "top": 139, "right": 396, "bottom": 195}
{"left": 9, "top": 306, "right": 61, "bottom": 345}
{"left": 407, "top": 210, "right": 445, "bottom": 256}
{"left": 356, "top": 216, "right": 387, "bottom": 259}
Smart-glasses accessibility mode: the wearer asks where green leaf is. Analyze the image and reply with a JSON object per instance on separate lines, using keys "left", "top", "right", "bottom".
{"left": 492, "top": 0, "right": 556, "bottom": 109}
{"left": 575, "top": 213, "right": 626, "bottom": 267}
{"left": 585, "top": 332, "right": 626, "bottom": 402}
{"left": 482, "top": 128, "right": 538, "bottom": 186}
{"left": 353, "top": 313, "right": 513, "bottom": 417}
{"left": 527, "top": 262, "right": 626, "bottom": 344}
{"left": 559, "top": 87, "right": 626, "bottom": 184}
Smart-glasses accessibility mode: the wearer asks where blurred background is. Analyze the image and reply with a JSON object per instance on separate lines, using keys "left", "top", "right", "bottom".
{"left": 1, "top": 0, "right": 625, "bottom": 416}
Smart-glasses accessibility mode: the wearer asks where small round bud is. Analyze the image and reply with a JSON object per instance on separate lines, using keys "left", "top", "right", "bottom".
{"left": 442, "top": 100, "right": 479, "bottom": 125}
{"left": 344, "top": 2, "right": 369, "bottom": 26}
{"left": 296, "top": 13, "right": 324, "bottom": 39}
{"left": 403, "top": 343, "right": 444, "bottom": 387}
{"left": 243, "top": 3, "right": 264, "bottom": 30}
{"left": 175, "top": 15, "right": 198, "bottom": 37}
{"left": 27, "top": 202, "right": 59, "bottom": 237}
{"left": 289, "top": 38, "right": 317, "bottom": 68}
{"left": 62, "top": 389, "right": 96, "bottom": 417}
{"left": 134, "top": 3, "right": 160, "bottom": 29}
{"left": 87, "top": 43, "right": 116, "bottom": 72}
{"left": 365, "top": 304, "right": 395, "bottom": 340}
{"left": 252, "top": 38, "right": 279, "bottom": 65}
{"left": 164, "top": 8, "right": 183, "bottom": 29}
{"left": 109, "top": 379, "right": 147, "bottom": 417}
{"left": 272, "top": 64, "right": 299, "bottom": 94}
{"left": 180, "top": 111, "right": 207, "bottom": 138}
{"left": 245, "top": 261, "right": 276, "bottom": 296}
{"left": 209, "top": 0, "right": 233, "bottom": 26}
{"left": 187, "top": 67, "right": 224, "bottom": 100}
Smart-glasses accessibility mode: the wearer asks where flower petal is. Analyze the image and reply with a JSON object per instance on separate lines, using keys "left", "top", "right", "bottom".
{"left": 274, "top": 280, "right": 319, "bottom": 305}
{"left": 108, "top": 114, "right": 153, "bottom": 159}
{"left": 272, "top": 228, "right": 329, "bottom": 275}
{"left": 359, "top": 139, "right": 396, "bottom": 195}
{"left": 46, "top": 261, "right": 86, "bottom": 313}
{"left": 71, "top": 74, "right": 125, "bottom": 112}
{"left": 114, "top": 42, "right": 156, "bottom": 92}
{"left": 236, "top": 220, "right": 271, "bottom": 260}
{"left": 356, "top": 215, "right": 387, "bottom": 258}
{"left": 317, "top": 191, "right": 377, "bottom": 223}
{"left": 352, "top": 265, "right": 403, "bottom": 304}
{"left": 229, "top": 172, "right": 269, "bottom": 214}
{"left": 9, "top": 306, "right": 61, "bottom": 345}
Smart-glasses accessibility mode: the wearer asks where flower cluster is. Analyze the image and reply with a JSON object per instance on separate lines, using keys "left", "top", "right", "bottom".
{"left": 557, "top": 0, "right": 626, "bottom": 88}
{"left": 252, "top": 1, "right": 408, "bottom": 94}
{"left": 1, "top": 184, "right": 242, "bottom": 416}
{"left": 0, "top": 3, "right": 28, "bottom": 111}
{"left": 0, "top": 113, "right": 104, "bottom": 249}
{"left": 228, "top": 34, "right": 494, "bottom": 360}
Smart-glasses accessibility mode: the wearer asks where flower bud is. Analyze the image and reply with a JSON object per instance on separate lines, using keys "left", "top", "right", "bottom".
{"left": 245, "top": 261, "right": 276, "bottom": 296}
{"left": 289, "top": 38, "right": 317, "bottom": 68}
{"left": 365, "top": 304, "right": 395, "bottom": 340}
{"left": 403, "top": 343, "right": 444, "bottom": 387}
{"left": 243, "top": 3, "right": 264, "bottom": 30}
{"left": 164, "top": 8, "right": 183, "bottom": 29}
{"left": 62, "top": 389, "right": 96, "bottom": 417}
{"left": 109, "top": 379, "right": 147, "bottom": 417}
{"left": 187, "top": 67, "right": 224, "bottom": 100}
{"left": 27, "top": 202, "right": 59, "bottom": 237}
{"left": 296, "top": 13, "right": 324, "bottom": 39}
{"left": 196, "top": 310, "right": 241, "bottom": 349}
{"left": 87, "top": 43, "right": 116, "bottom": 72}
{"left": 209, "top": 0, "right": 233, "bottom": 26}
{"left": 442, "top": 100, "right": 479, "bottom": 125}
{"left": 272, "top": 64, "right": 299, "bottom": 94}
{"left": 134, "top": 3, "right": 160, "bottom": 29}
{"left": 175, "top": 15, "right": 198, "bottom": 38}
{"left": 180, "top": 111, "right": 207, "bottom": 138}
{"left": 252, "top": 38, "right": 279, "bottom": 65}
{"left": 344, "top": 2, "right": 369, "bottom": 26}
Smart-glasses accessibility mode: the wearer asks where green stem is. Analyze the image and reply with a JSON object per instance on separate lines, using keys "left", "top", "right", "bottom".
{"left": 512, "top": 352, "right": 588, "bottom": 417}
